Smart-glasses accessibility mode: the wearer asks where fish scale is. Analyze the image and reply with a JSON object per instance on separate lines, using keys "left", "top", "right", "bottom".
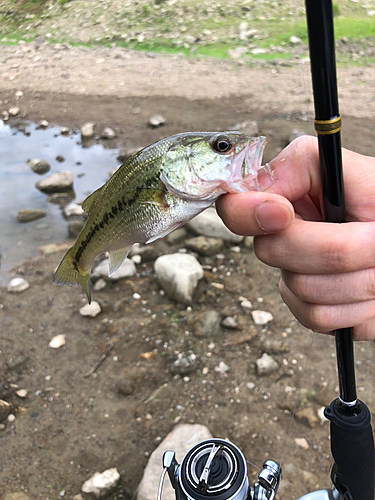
{"left": 53, "top": 131, "right": 266, "bottom": 302}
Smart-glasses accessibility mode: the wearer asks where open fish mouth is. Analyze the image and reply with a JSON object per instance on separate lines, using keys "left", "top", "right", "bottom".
{"left": 229, "top": 135, "right": 267, "bottom": 192}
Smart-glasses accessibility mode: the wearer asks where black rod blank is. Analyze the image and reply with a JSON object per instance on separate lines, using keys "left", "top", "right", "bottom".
{"left": 304, "top": 0, "right": 357, "bottom": 405}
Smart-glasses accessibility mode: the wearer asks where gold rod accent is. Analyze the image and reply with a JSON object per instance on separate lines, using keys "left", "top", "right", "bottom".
{"left": 314, "top": 115, "right": 341, "bottom": 135}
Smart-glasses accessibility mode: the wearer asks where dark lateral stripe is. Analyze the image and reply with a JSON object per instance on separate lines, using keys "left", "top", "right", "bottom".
{"left": 74, "top": 173, "right": 161, "bottom": 264}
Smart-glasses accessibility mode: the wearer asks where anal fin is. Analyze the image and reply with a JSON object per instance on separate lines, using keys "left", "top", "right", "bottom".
{"left": 108, "top": 245, "right": 133, "bottom": 276}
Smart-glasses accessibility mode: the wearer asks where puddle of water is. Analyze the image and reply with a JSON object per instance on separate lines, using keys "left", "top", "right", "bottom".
{"left": 0, "top": 120, "right": 120, "bottom": 284}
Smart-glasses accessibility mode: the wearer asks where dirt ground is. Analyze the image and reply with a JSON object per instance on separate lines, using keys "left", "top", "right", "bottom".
{"left": 1, "top": 41, "right": 375, "bottom": 500}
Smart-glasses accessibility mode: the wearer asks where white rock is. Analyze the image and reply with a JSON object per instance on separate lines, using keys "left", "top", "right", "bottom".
{"left": 290, "top": 35, "right": 301, "bottom": 45}
{"left": 252, "top": 310, "right": 273, "bottom": 325}
{"left": 154, "top": 253, "right": 204, "bottom": 305}
{"left": 81, "top": 468, "right": 120, "bottom": 498}
{"left": 63, "top": 203, "right": 84, "bottom": 218}
{"left": 35, "top": 171, "right": 74, "bottom": 194}
{"left": 185, "top": 207, "right": 243, "bottom": 243}
{"left": 148, "top": 114, "right": 166, "bottom": 127}
{"left": 93, "top": 279, "right": 107, "bottom": 291}
{"left": 37, "top": 119, "right": 49, "bottom": 129}
{"left": 79, "top": 301, "right": 101, "bottom": 318}
{"left": 240, "top": 300, "right": 252, "bottom": 309}
{"left": 256, "top": 353, "right": 279, "bottom": 375}
{"left": 214, "top": 361, "right": 230, "bottom": 373}
{"left": 100, "top": 127, "right": 116, "bottom": 139}
{"left": 294, "top": 437, "right": 309, "bottom": 450}
{"left": 49, "top": 334, "right": 66, "bottom": 348}
{"left": 7, "top": 277, "right": 30, "bottom": 293}
{"left": 137, "top": 425, "right": 212, "bottom": 500}
{"left": 91, "top": 258, "right": 137, "bottom": 280}
{"left": 8, "top": 106, "right": 20, "bottom": 116}
{"left": 16, "top": 389, "right": 28, "bottom": 398}
{"left": 81, "top": 122, "right": 95, "bottom": 139}
{"left": 7, "top": 414, "right": 16, "bottom": 422}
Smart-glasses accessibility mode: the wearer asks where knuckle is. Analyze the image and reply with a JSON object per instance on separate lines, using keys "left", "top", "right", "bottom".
{"left": 321, "top": 233, "right": 356, "bottom": 272}
{"left": 282, "top": 271, "right": 315, "bottom": 302}
{"left": 305, "top": 305, "right": 336, "bottom": 332}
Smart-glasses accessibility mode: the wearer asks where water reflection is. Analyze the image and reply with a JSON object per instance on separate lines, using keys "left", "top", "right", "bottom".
{"left": 0, "top": 120, "right": 120, "bottom": 284}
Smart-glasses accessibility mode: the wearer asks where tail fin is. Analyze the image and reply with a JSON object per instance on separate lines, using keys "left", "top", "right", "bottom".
{"left": 53, "top": 247, "right": 91, "bottom": 303}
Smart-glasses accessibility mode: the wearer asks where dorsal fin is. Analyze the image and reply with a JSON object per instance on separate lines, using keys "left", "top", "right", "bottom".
{"left": 82, "top": 187, "right": 102, "bottom": 214}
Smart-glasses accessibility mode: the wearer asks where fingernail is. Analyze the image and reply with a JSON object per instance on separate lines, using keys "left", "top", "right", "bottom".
{"left": 255, "top": 201, "right": 292, "bottom": 233}
{"left": 257, "top": 163, "right": 275, "bottom": 191}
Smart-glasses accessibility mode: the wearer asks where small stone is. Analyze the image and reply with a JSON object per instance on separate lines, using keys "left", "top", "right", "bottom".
{"left": 8, "top": 106, "right": 20, "bottom": 116}
{"left": 256, "top": 353, "right": 279, "bottom": 375}
{"left": 214, "top": 361, "right": 230, "bottom": 373}
{"left": 8, "top": 414, "right": 16, "bottom": 422}
{"left": 148, "top": 114, "right": 166, "bottom": 128}
{"left": 91, "top": 258, "right": 137, "bottom": 280}
{"left": 169, "top": 352, "right": 199, "bottom": 376}
{"left": 185, "top": 207, "right": 243, "bottom": 243}
{"left": 68, "top": 219, "right": 85, "bottom": 238}
{"left": 252, "top": 310, "right": 273, "bottom": 325}
{"left": 15, "top": 90, "right": 24, "bottom": 98}
{"left": 63, "top": 203, "right": 84, "bottom": 218}
{"left": 0, "top": 400, "right": 13, "bottom": 423}
{"left": 47, "top": 192, "right": 74, "bottom": 205}
{"left": 116, "top": 379, "right": 134, "bottom": 396}
{"left": 262, "top": 339, "right": 289, "bottom": 354}
{"left": 17, "top": 209, "right": 46, "bottom": 222}
{"left": 49, "top": 334, "right": 66, "bottom": 349}
{"left": 35, "top": 171, "right": 74, "bottom": 193}
{"left": 295, "top": 406, "right": 319, "bottom": 428}
{"left": 185, "top": 236, "right": 224, "bottom": 256}
{"left": 93, "top": 279, "right": 107, "bottom": 291}
{"left": 194, "top": 310, "right": 221, "bottom": 337}
{"left": 27, "top": 158, "right": 51, "bottom": 174}
{"left": 60, "top": 126, "right": 70, "bottom": 135}
{"left": 15, "top": 389, "right": 28, "bottom": 398}
{"left": 79, "top": 301, "right": 102, "bottom": 318}
{"left": 7, "top": 277, "right": 30, "bottom": 293}
{"left": 81, "top": 122, "right": 95, "bottom": 139}
{"left": 81, "top": 468, "right": 120, "bottom": 499}
{"left": 294, "top": 437, "right": 309, "bottom": 450}
{"left": 38, "top": 242, "right": 71, "bottom": 255}
{"left": 154, "top": 253, "right": 204, "bottom": 305}
{"left": 221, "top": 316, "right": 238, "bottom": 329}
{"left": 100, "top": 127, "right": 116, "bottom": 139}
{"left": 290, "top": 35, "right": 301, "bottom": 45}
{"left": 56, "top": 155, "right": 65, "bottom": 162}
{"left": 240, "top": 300, "right": 252, "bottom": 309}
{"left": 36, "top": 119, "right": 49, "bottom": 129}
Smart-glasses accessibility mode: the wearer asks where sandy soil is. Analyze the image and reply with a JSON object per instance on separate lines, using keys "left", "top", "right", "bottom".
{"left": 0, "top": 41, "right": 375, "bottom": 500}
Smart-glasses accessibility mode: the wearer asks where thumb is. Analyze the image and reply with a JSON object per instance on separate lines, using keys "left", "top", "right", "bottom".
{"left": 216, "top": 192, "right": 294, "bottom": 236}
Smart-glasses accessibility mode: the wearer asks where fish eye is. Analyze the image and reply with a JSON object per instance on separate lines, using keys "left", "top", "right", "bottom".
{"left": 211, "top": 135, "right": 233, "bottom": 154}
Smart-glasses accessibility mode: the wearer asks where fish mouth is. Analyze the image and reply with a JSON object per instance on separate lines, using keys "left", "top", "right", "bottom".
{"left": 229, "top": 136, "right": 267, "bottom": 192}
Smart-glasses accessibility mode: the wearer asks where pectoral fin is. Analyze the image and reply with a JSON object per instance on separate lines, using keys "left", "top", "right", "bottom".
{"left": 108, "top": 245, "right": 133, "bottom": 276}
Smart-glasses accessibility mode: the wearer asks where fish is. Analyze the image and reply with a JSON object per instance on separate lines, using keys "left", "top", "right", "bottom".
{"left": 53, "top": 131, "right": 267, "bottom": 303}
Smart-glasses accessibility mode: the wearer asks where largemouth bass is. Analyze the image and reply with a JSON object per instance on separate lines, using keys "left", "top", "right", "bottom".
{"left": 53, "top": 131, "right": 266, "bottom": 302}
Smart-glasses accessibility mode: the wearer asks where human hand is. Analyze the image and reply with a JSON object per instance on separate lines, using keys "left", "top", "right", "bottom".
{"left": 216, "top": 135, "right": 375, "bottom": 340}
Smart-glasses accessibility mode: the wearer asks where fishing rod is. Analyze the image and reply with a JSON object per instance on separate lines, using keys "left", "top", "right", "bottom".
{"left": 304, "top": 0, "right": 374, "bottom": 498}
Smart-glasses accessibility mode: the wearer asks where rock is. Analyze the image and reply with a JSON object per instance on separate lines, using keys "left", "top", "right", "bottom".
{"left": 137, "top": 424, "right": 212, "bottom": 500}
{"left": 262, "top": 338, "right": 289, "bottom": 354}
{"left": 214, "top": 361, "right": 230, "bottom": 373}
{"left": 290, "top": 35, "right": 301, "bottom": 45}
{"left": 169, "top": 352, "right": 199, "bottom": 375}
{"left": 221, "top": 316, "right": 238, "bottom": 329}
{"left": 251, "top": 310, "right": 273, "bottom": 325}
{"left": 7, "top": 277, "right": 30, "bottom": 293}
{"left": 63, "top": 202, "right": 84, "bottom": 218}
{"left": 36, "top": 119, "right": 49, "bottom": 129}
{"left": 3, "top": 494, "right": 30, "bottom": 500}
{"left": 47, "top": 192, "right": 74, "bottom": 204}
{"left": 117, "top": 147, "right": 141, "bottom": 163}
{"left": 35, "top": 171, "right": 74, "bottom": 193}
{"left": 81, "top": 468, "right": 120, "bottom": 499}
{"left": 185, "top": 236, "right": 224, "bottom": 256}
{"left": 136, "top": 245, "right": 160, "bottom": 262}
{"left": 91, "top": 258, "right": 137, "bottom": 281}
{"left": 56, "top": 155, "right": 65, "bottom": 162}
{"left": 8, "top": 106, "right": 20, "bottom": 116}
{"left": 295, "top": 406, "right": 319, "bottom": 428}
{"left": 93, "top": 279, "right": 107, "bottom": 291}
{"left": 68, "top": 219, "right": 85, "bottom": 238}
{"left": 194, "top": 309, "right": 221, "bottom": 337}
{"left": 256, "top": 353, "right": 279, "bottom": 375}
{"left": 148, "top": 114, "right": 166, "bottom": 127}
{"left": 116, "top": 378, "right": 134, "bottom": 396}
{"left": 49, "top": 334, "right": 66, "bottom": 349}
{"left": 185, "top": 207, "right": 243, "bottom": 243}
{"left": 0, "top": 400, "right": 13, "bottom": 423}
{"left": 27, "top": 158, "right": 51, "bottom": 174}
{"left": 15, "top": 389, "right": 28, "bottom": 398}
{"left": 81, "top": 122, "right": 95, "bottom": 139}
{"left": 17, "top": 209, "right": 46, "bottom": 222}
{"left": 79, "top": 301, "right": 102, "bottom": 318}
{"left": 60, "top": 126, "right": 70, "bottom": 135}
{"left": 294, "top": 437, "right": 309, "bottom": 450}
{"left": 228, "top": 47, "right": 248, "bottom": 59}
{"left": 154, "top": 253, "right": 204, "bottom": 305}
{"left": 166, "top": 227, "right": 188, "bottom": 245}
{"left": 38, "top": 242, "right": 71, "bottom": 255}
{"left": 288, "top": 129, "right": 306, "bottom": 144}
{"left": 100, "top": 127, "right": 116, "bottom": 139}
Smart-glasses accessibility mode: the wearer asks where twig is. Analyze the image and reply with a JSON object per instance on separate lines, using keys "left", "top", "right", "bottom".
{"left": 84, "top": 343, "right": 114, "bottom": 378}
